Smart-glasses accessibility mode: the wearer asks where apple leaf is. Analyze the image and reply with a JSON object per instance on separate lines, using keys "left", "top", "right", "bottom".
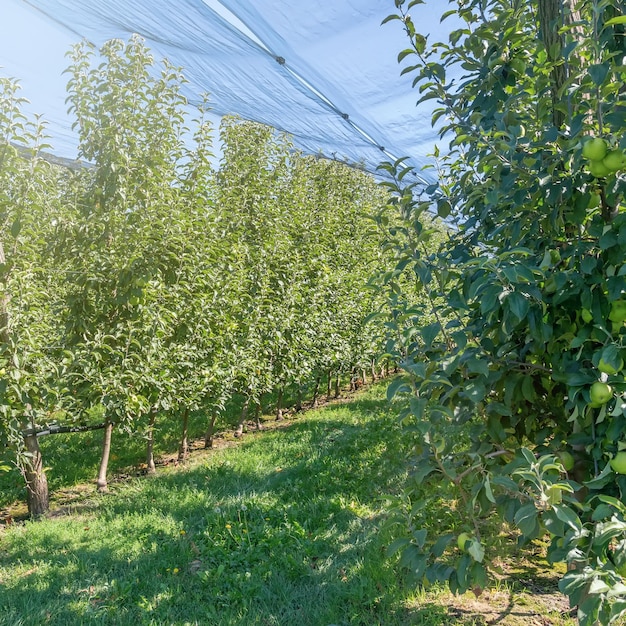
{"left": 514, "top": 502, "right": 539, "bottom": 537}
{"left": 468, "top": 539, "right": 485, "bottom": 563}
{"left": 553, "top": 504, "right": 582, "bottom": 532}
{"left": 588, "top": 63, "right": 610, "bottom": 86}
{"left": 588, "top": 578, "right": 611, "bottom": 595}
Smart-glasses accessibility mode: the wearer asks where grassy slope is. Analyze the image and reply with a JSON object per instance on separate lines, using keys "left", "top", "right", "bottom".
{"left": 0, "top": 384, "right": 581, "bottom": 625}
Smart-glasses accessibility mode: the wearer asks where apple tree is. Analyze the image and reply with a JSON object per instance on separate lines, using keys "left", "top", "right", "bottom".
{"left": 379, "top": 1, "right": 626, "bottom": 623}
{"left": 61, "top": 36, "right": 199, "bottom": 491}
{"left": 0, "top": 75, "right": 74, "bottom": 516}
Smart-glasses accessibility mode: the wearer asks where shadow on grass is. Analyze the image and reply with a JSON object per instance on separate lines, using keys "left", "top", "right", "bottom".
{"left": 0, "top": 377, "right": 376, "bottom": 510}
{"left": 406, "top": 588, "right": 573, "bottom": 626}
{"left": 0, "top": 391, "right": 419, "bottom": 626}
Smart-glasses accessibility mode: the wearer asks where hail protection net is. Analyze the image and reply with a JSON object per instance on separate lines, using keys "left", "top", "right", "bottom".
{"left": 1, "top": 0, "right": 453, "bottom": 179}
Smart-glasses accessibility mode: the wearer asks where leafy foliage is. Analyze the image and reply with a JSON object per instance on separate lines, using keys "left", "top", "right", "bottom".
{"left": 378, "top": 1, "right": 626, "bottom": 623}
{"left": 0, "top": 76, "right": 67, "bottom": 492}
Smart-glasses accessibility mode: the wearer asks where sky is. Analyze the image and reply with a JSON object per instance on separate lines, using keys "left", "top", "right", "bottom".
{"left": 0, "top": 0, "right": 453, "bottom": 177}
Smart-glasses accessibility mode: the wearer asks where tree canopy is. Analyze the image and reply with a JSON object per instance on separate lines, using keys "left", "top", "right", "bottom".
{"left": 377, "top": 1, "right": 626, "bottom": 623}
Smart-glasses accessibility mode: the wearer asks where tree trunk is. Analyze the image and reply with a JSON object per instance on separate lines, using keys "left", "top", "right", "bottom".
{"left": 204, "top": 414, "right": 218, "bottom": 448}
{"left": 146, "top": 407, "right": 157, "bottom": 474}
{"left": 361, "top": 369, "right": 367, "bottom": 386}
{"left": 235, "top": 396, "right": 250, "bottom": 438}
{"left": 178, "top": 407, "right": 190, "bottom": 462}
{"left": 96, "top": 418, "right": 113, "bottom": 492}
{"left": 22, "top": 429, "right": 49, "bottom": 517}
{"left": 275, "top": 386, "right": 284, "bottom": 421}
{"left": 371, "top": 358, "right": 377, "bottom": 381}
{"left": 0, "top": 242, "right": 49, "bottom": 514}
{"left": 254, "top": 402, "right": 263, "bottom": 430}
{"left": 295, "top": 387, "right": 303, "bottom": 412}
{"left": 0, "top": 241, "right": 49, "bottom": 515}
{"left": 334, "top": 371, "right": 341, "bottom": 398}
{"left": 326, "top": 369, "right": 332, "bottom": 400}
{"left": 312, "top": 374, "right": 321, "bottom": 407}
{"left": 0, "top": 241, "right": 8, "bottom": 349}
{"left": 350, "top": 368, "right": 357, "bottom": 392}
{"left": 538, "top": 0, "right": 575, "bottom": 129}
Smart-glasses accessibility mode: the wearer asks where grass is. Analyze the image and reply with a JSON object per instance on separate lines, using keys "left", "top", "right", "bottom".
{"left": 0, "top": 380, "right": 326, "bottom": 509}
{"left": 0, "top": 383, "right": 587, "bottom": 625}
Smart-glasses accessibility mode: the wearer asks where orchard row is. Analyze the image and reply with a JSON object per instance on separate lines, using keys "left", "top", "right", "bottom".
{"left": 0, "top": 37, "right": 391, "bottom": 517}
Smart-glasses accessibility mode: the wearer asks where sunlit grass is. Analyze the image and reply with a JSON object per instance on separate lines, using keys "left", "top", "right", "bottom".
{"left": 0, "top": 384, "right": 421, "bottom": 625}
{"left": 0, "top": 382, "right": 588, "bottom": 625}
{"left": 0, "top": 377, "right": 341, "bottom": 509}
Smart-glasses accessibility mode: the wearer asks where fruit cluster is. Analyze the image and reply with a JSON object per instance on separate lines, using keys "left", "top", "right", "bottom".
{"left": 582, "top": 137, "right": 626, "bottom": 178}
{"left": 587, "top": 300, "right": 626, "bottom": 404}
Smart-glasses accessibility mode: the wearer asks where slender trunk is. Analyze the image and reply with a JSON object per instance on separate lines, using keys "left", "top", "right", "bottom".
{"left": 538, "top": 0, "right": 567, "bottom": 129}
{"left": 326, "top": 369, "right": 332, "bottom": 400}
{"left": 312, "top": 374, "right": 321, "bottom": 407}
{"left": 0, "top": 241, "right": 49, "bottom": 516}
{"left": 22, "top": 429, "right": 49, "bottom": 517}
{"left": 275, "top": 387, "right": 284, "bottom": 421}
{"left": 146, "top": 408, "right": 157, "bottom": 474}
{"left": 178, "top": 407, "right": 190, "bottom": 462}
{"left": 350, "top": 368, "right": 357, "bottom": 392}
{"left": 235, "top": 396, "right": 250, "bottom": 438}
{"left": 255, "top": 402, "right": 263, "bottom": 430}
{"left": 96, "top": 418, "right": 113, "bottom": 492}
{"left": 361, "top": 369, "right": 367, "bottom": 386}
{"left": 295, "top": 387, "right": 303, "bottom": 412}
{"left": 334, "top": 371, "right": 340, "bottom": 398}
{"left": 0, "top": 241, "right": 8, "bottom": 350}
{"left": 371, "top": 358, "right": 377, "bottom": 381}
{"left": 204, "top": 414, "right": 218, "bottom": 448}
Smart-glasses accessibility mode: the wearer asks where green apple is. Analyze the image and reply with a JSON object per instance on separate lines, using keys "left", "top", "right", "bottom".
{"left": 509, "top": 57, "right": 526, "bottom": 75}
{"left": 488, "top": 55, "right": 505, "bottom": 70}
{"left": 546, "top": 485, "right": 563, "bottom": 505}
{"left": 582, "top": 137, "right": 608, "bottom": 161}
{"left": 587, "top": 192, "right": 601, "bottom": 209}
{"left": 457, "top": 532, "right": 472, "bottom": 551}
{"left": 598, "top": 357, "right": 624, "bottom": 375}
{"left": 609, "top": 301, "right": 626, "bottom": 323}
{"left": 588, "top": 159, "right": 611, "bottom": 178}
{"left": 581, "top": 309, "right": 593, "bottom": 324}
{"left": 603, "top": 149, "right": 626, "bottom": 172}
{"left": 544, "top": 276, "right": 557, "bottom": 294}
{"left": 503, "top": 110, "right": 519, "bottom": 126}
{"left": 549, "top": 249, "right": 561, "bottom": 264}
{"left": 558, "top": 450, "right": 575, "bottom": 472}
{"left": 590, "top": 381, "right": 613, "bottom": 405}
{"left": 610, "top": 451, "right": 626, "bottom": 474}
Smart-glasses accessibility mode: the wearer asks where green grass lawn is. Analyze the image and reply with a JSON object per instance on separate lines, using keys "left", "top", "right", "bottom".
{"left": 0, "top": 384, "right": 582, "bottom": 625}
